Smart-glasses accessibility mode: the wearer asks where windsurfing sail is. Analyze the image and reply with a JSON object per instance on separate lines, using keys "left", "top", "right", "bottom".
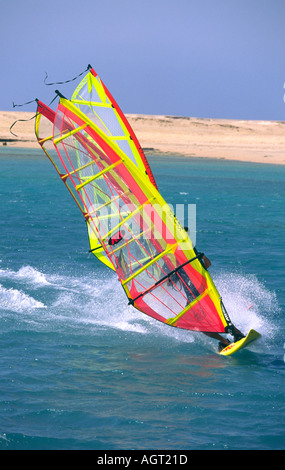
{"left": 35, "top": 90, "right": 234, "bottom": 334}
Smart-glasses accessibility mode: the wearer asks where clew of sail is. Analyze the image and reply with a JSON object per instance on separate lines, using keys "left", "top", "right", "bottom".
{"left": 44, "top": 92, "right": 231, "bottom": 334}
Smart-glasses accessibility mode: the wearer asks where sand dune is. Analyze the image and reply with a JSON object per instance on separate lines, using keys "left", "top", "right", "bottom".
{"left": 1, "top": 110, "right": 284, "bottom": 164}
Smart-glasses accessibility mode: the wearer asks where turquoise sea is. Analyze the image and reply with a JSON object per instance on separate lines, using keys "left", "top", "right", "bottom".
{"left": 0, "top": 147, "right": 284, "bottom": 450}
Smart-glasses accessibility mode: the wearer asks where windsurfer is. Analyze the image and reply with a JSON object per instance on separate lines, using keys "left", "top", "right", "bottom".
{"left": 199, "top": 256, "right": 245, "bottom": 349}
{"left": 204, "top": 325, "right": 245, "bottom": 351}
{"left": 182, "top": 231, "right": 245, "bottom": 350}
{"left": 204, "top": 331, "right": 231, "bottom": 349}
{"left": 201, "top": 254, "right": 211, "bottom": 270}
{"left": 196, "top": 251, "right": 245, "bottom": 347}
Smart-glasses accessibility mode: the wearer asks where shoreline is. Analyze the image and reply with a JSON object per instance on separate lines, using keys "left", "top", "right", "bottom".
{"left": 1, "top": 110, "right": 284, "bottom": 165}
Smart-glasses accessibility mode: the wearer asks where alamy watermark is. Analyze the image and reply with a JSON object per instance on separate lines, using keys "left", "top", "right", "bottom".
{"left": 90, "top": 202, "right": 197, "bottom": 248}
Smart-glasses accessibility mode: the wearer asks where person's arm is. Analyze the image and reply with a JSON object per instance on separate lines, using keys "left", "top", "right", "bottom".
{"left": 202, "top": 255, "right": 211, "bottom": 269}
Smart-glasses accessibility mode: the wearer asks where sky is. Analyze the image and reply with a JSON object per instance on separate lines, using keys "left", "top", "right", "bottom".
{"left": 1, "top": 0, "right": 285, "bottom": 120}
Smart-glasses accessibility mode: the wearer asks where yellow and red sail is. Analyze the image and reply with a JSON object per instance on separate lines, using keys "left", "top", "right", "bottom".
{"left": 35, "top": 67, "right": 232, "bottom": 334}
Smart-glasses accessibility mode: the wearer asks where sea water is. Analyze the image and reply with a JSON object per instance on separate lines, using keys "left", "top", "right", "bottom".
{"left": 0, "top": 147, "right": 284, "bottom": 450}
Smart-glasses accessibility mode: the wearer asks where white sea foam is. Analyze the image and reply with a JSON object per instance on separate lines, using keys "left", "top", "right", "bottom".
{"left": 0, "top": 264, "right": 279, "bottom": 344}
{"left": 215, "top": 271, "right": 279, "bottom": 340}
{"left": 0, "top": 265, "right": 92, "bottom": 294}
{"left": 0, "top": 265, "right": 50, "bottom": 286}
{"left": 0, "top": 283, "right": 46, "bottom": 312}
{"left": 16, "top": 265, "right": 51, "bottom": 285}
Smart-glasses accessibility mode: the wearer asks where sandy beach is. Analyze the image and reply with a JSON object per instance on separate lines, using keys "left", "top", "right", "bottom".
{"left": 1, "top": 110, "right": 284, "bottom": 164}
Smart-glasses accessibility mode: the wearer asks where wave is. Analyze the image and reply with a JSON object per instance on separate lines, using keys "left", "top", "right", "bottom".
{"left": 0, "top": 283, "right": 46, "bottom": 312}
{"left": 0, "top": 264, "right": 147, "bottom": 334}
{"left": 0, "top": 265, "right": 280, "bottom": 348}
{"left": 0, "top": 265, "right": 51, "bottom": 286}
